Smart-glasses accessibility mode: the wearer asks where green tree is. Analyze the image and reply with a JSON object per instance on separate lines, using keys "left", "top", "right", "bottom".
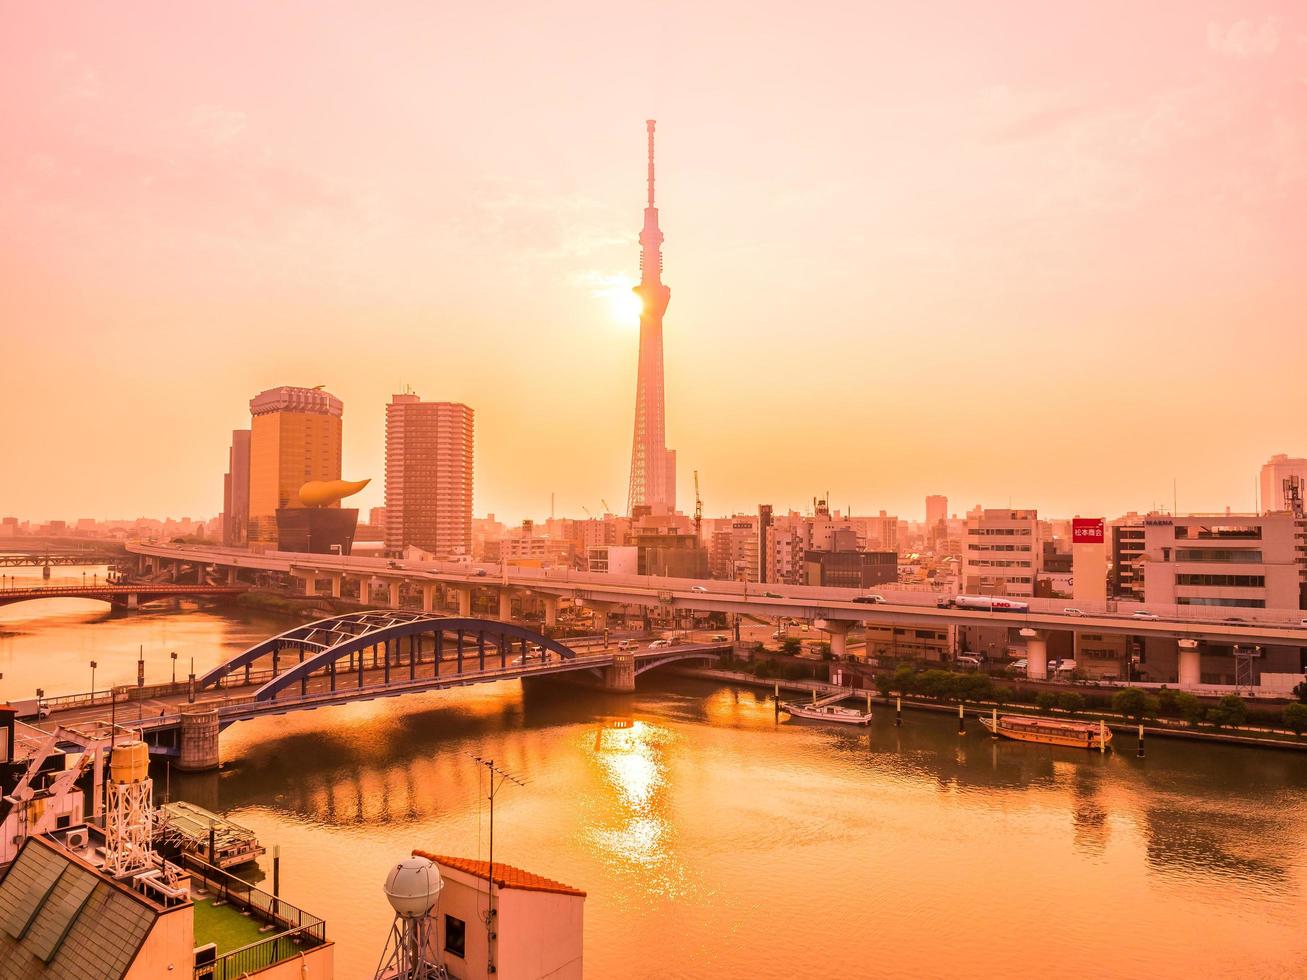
{"left": 1283, "top": 703, "right": 1307, "bottom": 736}
{"left": 1057, "top": 692, "right": 1085, "bottom": 714}
{"left": 1207, "top": 695, "right": 1247, "bottom": 729}
{"left": 818, "top": 642, "right": 833, "bottom": 660}
{"left": 1035, "top": 692, "right": 1059, "bottom": 714}
{"left": 960, "top": 674, "right": 994, "bottom": 703}
{"left": 1293, "top": 680, "right": 1307, "bottom": 704}
{"left": 1173, "top": 692, "right": 1204, "bottom": 726}
{"left": 892, "top": 664, "right": 916, "bottom": 695}
{"left": 1155, "top": 687, "right": 1178, "bottom": 717}
{"left": 993, "top": 685, "right": 1015, "bottom": 708}
{"left": 1111, "top": 687, "right": 1158, "bottom": 721}
{"left": 781, "top": 637, "right": 801, "bottom": 656}
{"left": 875, "top": 673, "right": 893, "bottom": 698}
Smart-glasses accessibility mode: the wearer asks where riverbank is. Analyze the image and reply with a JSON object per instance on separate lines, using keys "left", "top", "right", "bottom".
{"left": 669, "top": 666, "right": 1307, "bottom": 752}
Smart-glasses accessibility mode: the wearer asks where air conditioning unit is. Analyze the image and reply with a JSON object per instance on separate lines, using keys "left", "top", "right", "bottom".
{"left": 66, "top": 828, "right": 89, "bottom": 851}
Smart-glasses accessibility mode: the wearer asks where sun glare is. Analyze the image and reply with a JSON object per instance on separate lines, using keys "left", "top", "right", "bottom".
{"left": 609, "top": 287, "right": 643, "bottom": 327}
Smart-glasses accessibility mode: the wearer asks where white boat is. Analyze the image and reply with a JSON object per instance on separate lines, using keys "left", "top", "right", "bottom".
{"left": 782, "top": 701, "right": 873, "bottom": 725}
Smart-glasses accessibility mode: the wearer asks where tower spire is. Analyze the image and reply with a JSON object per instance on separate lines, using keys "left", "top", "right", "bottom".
{"left": 646, "top": 119, "right": 656, "bottom": 207}
{"left": 627, "top": 120, "right": 675, "bottom": 515}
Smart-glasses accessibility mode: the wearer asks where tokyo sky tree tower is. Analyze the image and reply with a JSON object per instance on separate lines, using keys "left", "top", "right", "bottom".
{"left": 626, "top": 119, "right": 676, "bottom": 514}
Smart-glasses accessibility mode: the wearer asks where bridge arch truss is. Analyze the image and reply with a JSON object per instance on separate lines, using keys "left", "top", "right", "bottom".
{"left": 197, "top": 610, "right": 579, "bottom": 704}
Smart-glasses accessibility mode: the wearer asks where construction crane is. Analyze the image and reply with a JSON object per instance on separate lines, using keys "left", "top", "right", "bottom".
{"left": 581, "top": 504, "right": 594, "bottom": 519}
{"left": 693, "top": 470, "right": 703, "bottom": 537}
{"left": 600, "top": 499, "right": 613, "bottom": 515}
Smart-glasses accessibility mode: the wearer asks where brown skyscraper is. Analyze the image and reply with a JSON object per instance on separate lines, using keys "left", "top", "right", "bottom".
{"left": 246, "top": 386, "right": 343, "bottom": 549}
{"left": 385, "top": 393, "right": 474, "bottom": 558}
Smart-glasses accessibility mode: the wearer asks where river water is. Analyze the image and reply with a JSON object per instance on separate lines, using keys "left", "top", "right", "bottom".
{"left": 2, "top": 567, "right": 1305, "bottom": 979}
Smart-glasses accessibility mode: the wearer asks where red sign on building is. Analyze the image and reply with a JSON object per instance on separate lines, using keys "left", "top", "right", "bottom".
{"left": 1072, "top": 518, "right": 1105, "bottom": 544}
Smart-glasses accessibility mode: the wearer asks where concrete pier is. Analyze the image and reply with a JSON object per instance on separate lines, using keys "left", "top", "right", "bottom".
{"left": 604, "top": 653, "right": 636, "bottom": 692}
{"left": 177, "top": 702, "right": 221, "bottom": 771}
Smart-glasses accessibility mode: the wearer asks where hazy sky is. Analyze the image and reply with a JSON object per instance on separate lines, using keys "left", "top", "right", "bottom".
{"left": 2, "top": 2, "right": 1304, "bottom": 524}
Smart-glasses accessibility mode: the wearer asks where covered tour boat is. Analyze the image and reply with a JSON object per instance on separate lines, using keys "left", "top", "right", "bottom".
{"left": 980, "top": 712, "right": 1113, "bottom": 750}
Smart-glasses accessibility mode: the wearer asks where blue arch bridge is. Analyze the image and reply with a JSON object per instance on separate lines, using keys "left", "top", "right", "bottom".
{"left": 32, "top": 612, "right": 727, "bottom": 770}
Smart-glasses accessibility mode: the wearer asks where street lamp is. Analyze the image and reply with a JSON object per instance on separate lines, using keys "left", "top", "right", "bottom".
{"left": 170, "top": 651, "right": 178, "bottom": 684}
{"left": 90, "top": 660, "right": 98, "bottom": 696}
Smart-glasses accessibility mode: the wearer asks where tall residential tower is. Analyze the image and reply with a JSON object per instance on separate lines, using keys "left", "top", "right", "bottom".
{"left": 626, "top": 119, "right": 676, "bottom": 514}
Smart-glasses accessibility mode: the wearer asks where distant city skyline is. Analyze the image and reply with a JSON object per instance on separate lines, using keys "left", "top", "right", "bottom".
{"left": 2, "top": 3, "right": 1305, "bottom": 523}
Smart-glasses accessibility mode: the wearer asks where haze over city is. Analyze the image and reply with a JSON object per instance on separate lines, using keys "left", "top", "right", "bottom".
{"left": 3, "top": 1, "right": 1305, "bottom": 524}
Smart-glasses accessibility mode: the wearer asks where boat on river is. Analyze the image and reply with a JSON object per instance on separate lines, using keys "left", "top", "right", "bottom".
{"left": 980, "top": 712, "right": 1112, "bottom": 750}
{"left": 782, "top": 700, "right": 873, "bottom": 725}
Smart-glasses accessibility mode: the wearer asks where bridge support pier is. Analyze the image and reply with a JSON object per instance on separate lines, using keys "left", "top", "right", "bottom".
{"left": 604, "top": 653, "right": 636, "bottom": 693}
{"left": 820, "top": 620, "right": 853, "bottom": 658}
{"left": 126, "top": 592, "right": 138, "bottom": 610}
{"left": 1178, "top": 639, "right": 1201, "bottom": 689}
{"left": 1020, "top": 628, "right": 1048, "bottom": 680}
{"left": 498, "top": 589, "right": 512, "bottom": 622}
{"left": 388, "top": 580, "right": 401, "bottom": 609}
{"left": 452, "top": 586, "right": 472, "bottom": 617}
{"left": 301, "top": 575, "right": 317, "bottom": 597}
{"left": 177, "top": 703, "right": 221, "bottom": 772}
{"left": 227, "top": 566, "right": 238, "bottom": 586}
{"left": 422, "top": 584, "right": 437, "bottom": 614}
{"left": 330, "top": 574, "right": 343, "bottom": 599}
{"left": 542, "top": 595, "right": 559, "bottom": 628}
{"left": 356, "top": 576, "right": 371, "bottom": 605}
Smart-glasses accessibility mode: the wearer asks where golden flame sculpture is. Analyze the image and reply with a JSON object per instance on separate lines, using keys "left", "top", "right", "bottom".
{"left": 298, "top": 478, "right": 370, "bottom": 508}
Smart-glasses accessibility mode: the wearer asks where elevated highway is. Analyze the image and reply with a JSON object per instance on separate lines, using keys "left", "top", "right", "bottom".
{"left": 125, "top": 542, "right": 1307, "bottom": 649}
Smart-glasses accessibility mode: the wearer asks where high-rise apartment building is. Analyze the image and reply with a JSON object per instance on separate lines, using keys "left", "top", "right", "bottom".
{"left": 247, "top": 386, "right": 343, "bottom": 549}
{"left": 222, "top": 429, "right": 250, "bottom": 547}
{"left": 384, "top": 393, "right": 474, "bottom": 558}
{"left": 962, "top": 508, "right": 1040, "bottom": 596}
{"left": 925, "top": 494, "right": 947, "bottom": 549}
{"left": 1260, "top": 454, "right": 1307, "bottom": 514}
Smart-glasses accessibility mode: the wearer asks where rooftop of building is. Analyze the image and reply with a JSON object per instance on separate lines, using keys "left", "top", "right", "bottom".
{"left": 249, "top": 385, "right": 343, "bottom": 418}
{"left": 0, "top": 835, "right": 167, "bottom": 978}
{"left": 412, "top": 851, "right": 586, "bottom": 898}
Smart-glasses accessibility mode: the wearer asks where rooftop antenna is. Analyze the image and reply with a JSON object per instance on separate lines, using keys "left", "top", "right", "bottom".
{"left": 470, "top": 754, "right": 526, "bottom": 978}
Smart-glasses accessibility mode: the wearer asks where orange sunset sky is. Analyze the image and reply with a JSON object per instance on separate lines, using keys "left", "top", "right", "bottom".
{"left": 2, "top": 2, "right": 1305, "bottom": 524}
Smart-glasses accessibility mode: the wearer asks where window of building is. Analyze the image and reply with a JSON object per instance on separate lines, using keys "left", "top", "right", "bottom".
{"left": 1174, "top": 549, "right": 1263, "bottom": 563}
{"left": 1176, "top": 597, "right": 1266, "bottom": 608}
{"left": 445, "top": 915, "right": 466, "bottom": 959}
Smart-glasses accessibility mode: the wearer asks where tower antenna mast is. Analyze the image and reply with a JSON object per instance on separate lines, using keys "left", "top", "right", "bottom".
{"left": 469, "top": 754, "right": 526, "bottom": 978}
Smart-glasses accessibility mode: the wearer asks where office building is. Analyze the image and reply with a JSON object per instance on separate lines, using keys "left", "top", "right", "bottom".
{"left": 384, "top": 393, "right": 474, "bottom": 558}
{"left": 221, "top": 429, "right": 250, "bottom": 547}
{"left": 1260, "top": 453, "right": 1307, "bottom": 514}
{"left": 246, "top": 386, "right": 343, "bottom": 550}
{"left": 962, "top": 508, "right": 1039, "bottom": 597}
{"left": 803, "top": 550, "right": 897, "bottom": 589}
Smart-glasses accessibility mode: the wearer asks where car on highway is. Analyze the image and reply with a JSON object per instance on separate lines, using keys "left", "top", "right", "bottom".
{"left": 1063, "top": 607, "right": 1085, "bottom": 617}
{"left": 709, "top": 634, "right": 729, "bottom": 642}
{"left": 1131, "top": 610, "right": 1160, "bottom": 620}
{"left": 772, "top": 629, "right": 786, "bottom": 639}
{"left": 616, "top": 639, "right": 639, "bottom": 651}
{"left": 473, "top": 569, "right": 488, "bottom": 577}
{"left": 852, "top": 594, "right": 887, "bottom": 604}
{"left": 762, "top": 591, "right": 783, "bottom": 599}
{"left": 1008, "top": 658, "right": 1028, "bottom": 674}
{"left": 647, "top": 639, "right": 673, "bottom": 650}
{"left": 690, "top": 585, "right": 709, "bottom": 593}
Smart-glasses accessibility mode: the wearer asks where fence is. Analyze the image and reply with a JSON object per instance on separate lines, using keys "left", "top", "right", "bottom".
{"left": 183, "top": 853, "right": 327, "bottom": 980}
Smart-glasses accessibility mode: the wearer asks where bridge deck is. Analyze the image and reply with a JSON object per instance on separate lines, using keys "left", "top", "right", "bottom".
{"left": 28, "top": 642, "right": 727, "bottom": 744}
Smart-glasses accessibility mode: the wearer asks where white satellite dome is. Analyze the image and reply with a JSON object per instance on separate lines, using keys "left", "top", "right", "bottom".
{"left": 384, "top": 857, "right": 444, "bottom": 918}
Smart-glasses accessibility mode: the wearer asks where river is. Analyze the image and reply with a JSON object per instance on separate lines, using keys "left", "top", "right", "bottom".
{"left": 2, "top": 569, "right": 1305, "bottom": 979}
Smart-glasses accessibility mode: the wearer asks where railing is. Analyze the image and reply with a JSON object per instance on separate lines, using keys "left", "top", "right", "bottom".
{"left": 183, "top": 853, "right": 327, "bottom": 980}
